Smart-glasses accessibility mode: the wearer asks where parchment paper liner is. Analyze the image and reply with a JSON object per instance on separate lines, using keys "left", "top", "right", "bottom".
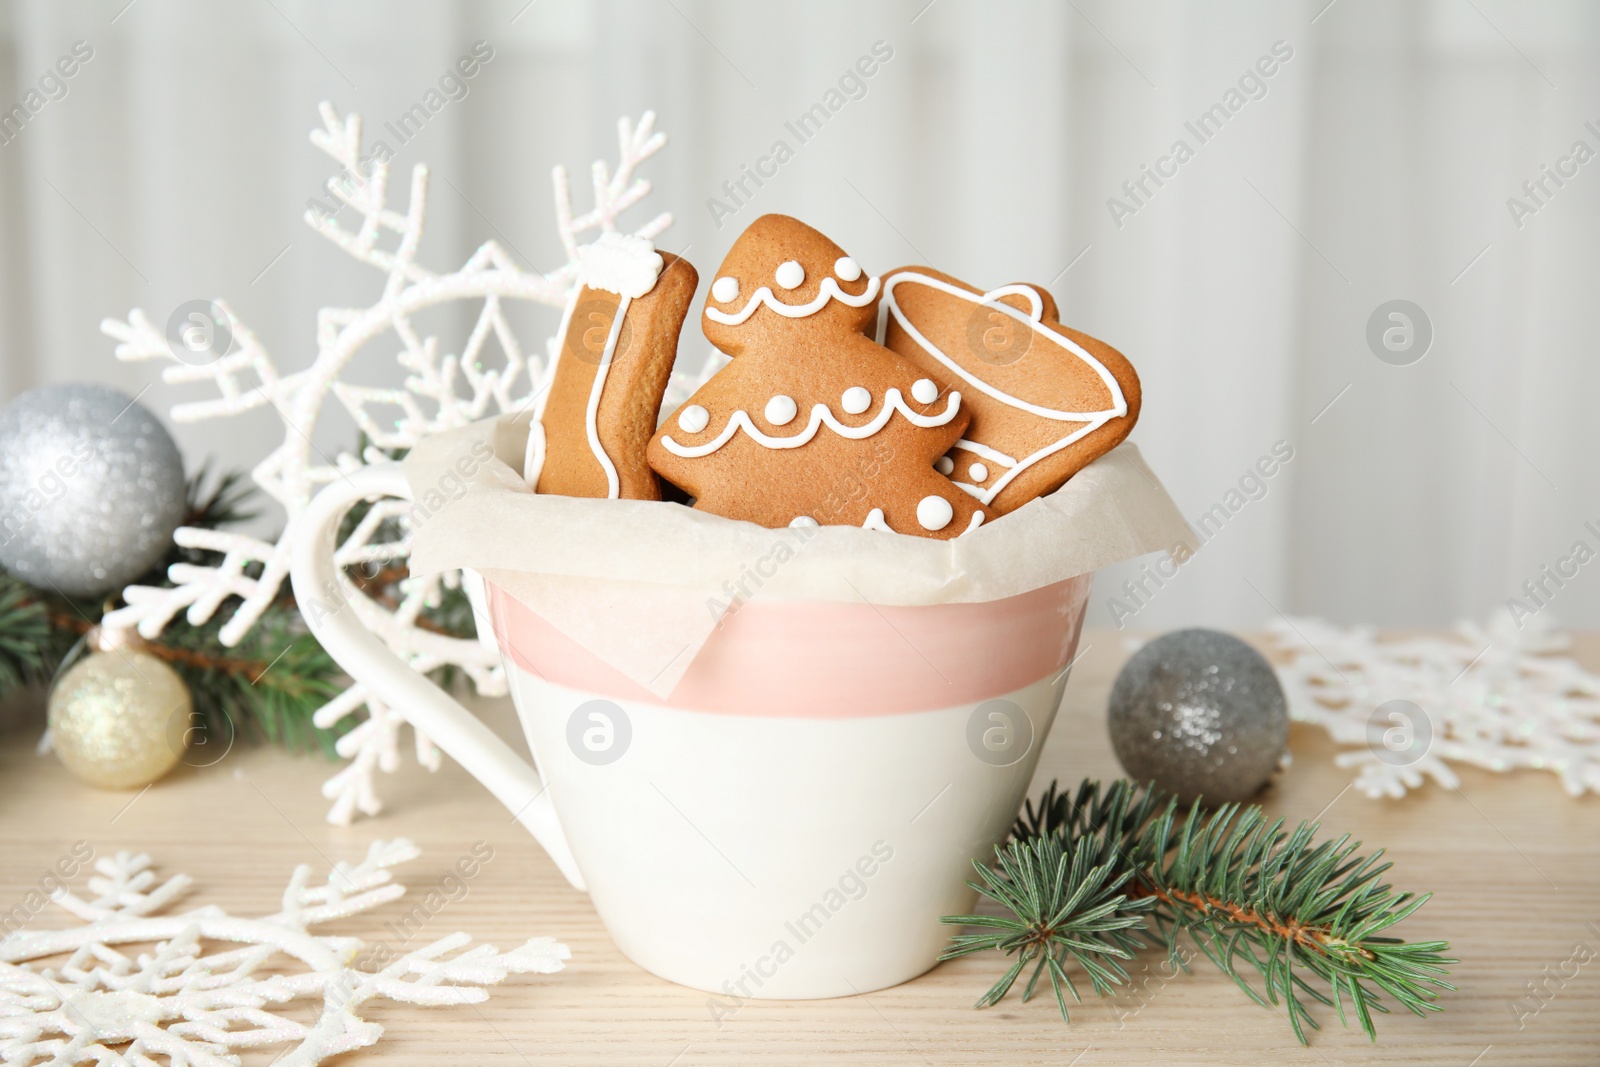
{"left": 406, "top": 415, "right": 1192, "bottom": 696}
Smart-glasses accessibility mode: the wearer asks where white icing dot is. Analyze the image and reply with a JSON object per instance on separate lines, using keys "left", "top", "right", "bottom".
{"left": 841, "top": 386, "right": 871, "bottom": 415}
{"left": 935, "top": 456, "right": 954, "bottom": 476}
{"left": 764, "top": 394, "right": 798, "bottom": 425}
{"left": 917, "top": 495, "right": 954, "bottom": 532}
{"left": 774, "top": 260, "right": 806, "bottom": 290}
{"left": 911, "top": 378, "right": 939, "bottom": 404}
{"left": 969, "top": 463, "right": 989, "bottom": 482}
{"left": 789, "top": 516, "right": 819, "bottom": 528}
{"left": 711, "top": 276, "right": 740, "bottom": 303}
{"left": 677, "top": 404, "right": 710, "bottom": 433}
{"left": 834, "top": 256, "right": 862, "bottom": 282}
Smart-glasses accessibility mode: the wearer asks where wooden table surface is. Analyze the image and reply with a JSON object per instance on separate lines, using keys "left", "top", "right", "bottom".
{"left": 2, "top": 631, "right": 1597, "bottom": 1065}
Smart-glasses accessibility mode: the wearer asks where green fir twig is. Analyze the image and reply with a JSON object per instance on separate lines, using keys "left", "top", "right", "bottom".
{"left": 941, "top": 778, "right": 1456, "bottom": 1044}
{"left": 941, "top": 827, "right": 1153, "bottom": 1022}
{"left": 0, "top": 573, "right": 54, "bottom": 692}
{"left": 154, "top": 603, "right": 349, "bottom": 756}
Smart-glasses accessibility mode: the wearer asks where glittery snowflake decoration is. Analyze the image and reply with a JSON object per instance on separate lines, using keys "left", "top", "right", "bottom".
{"left": 0, "top": 839, "right": 568, "bottom": 1066}
{"left": 97, "top": 102, "right": 671, "bottom": 824}
{"left": 1269, "top": 608, "right": 1600, "bottom": 799}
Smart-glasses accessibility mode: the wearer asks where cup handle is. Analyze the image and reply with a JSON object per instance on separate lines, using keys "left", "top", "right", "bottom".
{"left": 290, "top": 462, "right": 585, "bottom": 890}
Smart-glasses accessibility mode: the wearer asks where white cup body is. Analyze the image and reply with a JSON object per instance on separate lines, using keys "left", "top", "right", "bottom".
{"left": 489, "top": 574, "right": 1092, "bottom": 1000}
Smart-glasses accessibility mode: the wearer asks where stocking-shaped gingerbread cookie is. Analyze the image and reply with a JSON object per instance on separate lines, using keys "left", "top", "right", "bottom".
{"left": 646, "top": 215, "right": 987, "bottom": 539}
{"left": 533, "top": 234, "right": 698, "bottom": 500}
{"left": 876, "top": 266, "right": 1141, "bottom": 515}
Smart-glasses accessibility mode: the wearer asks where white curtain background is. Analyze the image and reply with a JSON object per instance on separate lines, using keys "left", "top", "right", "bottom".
{"left": 1, "top": 0, "right": 1596, "bottom": 631}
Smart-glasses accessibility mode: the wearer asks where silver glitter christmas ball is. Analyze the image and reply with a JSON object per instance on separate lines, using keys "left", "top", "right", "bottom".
{"left": 1108, "top": 629, "right": 1288, "bottom": 805}
{"left": 0, "top": 383, "right": 186, "bottom": 598}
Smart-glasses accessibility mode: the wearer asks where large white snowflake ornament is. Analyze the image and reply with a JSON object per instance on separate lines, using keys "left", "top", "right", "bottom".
{"left": 1268, "top": 609, "right": 1600, "bottom": 799}
{"left": 0, "top": 840, "right": 568, "bottom": 1066}
{"left": 99, "top": 103, "right": 672, "bottom": 824}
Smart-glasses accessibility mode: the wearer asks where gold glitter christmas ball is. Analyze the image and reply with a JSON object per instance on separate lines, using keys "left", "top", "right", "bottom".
{"left": 48, "top": 648, "right": 190, "bottom": 789}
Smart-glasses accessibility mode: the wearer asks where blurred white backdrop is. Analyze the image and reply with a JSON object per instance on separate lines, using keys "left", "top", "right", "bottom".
{"left": 1, "top": 0, "right": 1596, "bottom": 631}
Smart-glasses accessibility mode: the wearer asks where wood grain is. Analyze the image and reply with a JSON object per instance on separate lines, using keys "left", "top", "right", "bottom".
{"left": 2, "top": 631, "right": 1596, "bottom": 1065}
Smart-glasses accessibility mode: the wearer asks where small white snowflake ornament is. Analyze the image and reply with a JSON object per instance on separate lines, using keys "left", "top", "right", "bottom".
{"left": 0, "top": 840, "right": 568, "bottom": 1066}
{"left": 1268, "top": 609, "right": 1600, "bottom": 799}
{"left": 98, "top": 103, "right": 673, "bottom": 825}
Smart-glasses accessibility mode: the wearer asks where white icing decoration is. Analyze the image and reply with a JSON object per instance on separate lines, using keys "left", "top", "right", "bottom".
{"left": 775, "top": 260, "right": 806, "bottom": 289}
{"left": 711, "top": 276, "right": 740, "bottom": 303}
{"left": 953, "top": 439, "right": 1018, "bottom": 467}
{"left": 875, "top": 270, "right": 1129, "bottom": 507}
{"left": 577, "top": 231, "right": 664, "bottom": 298}
{"left": 911, "top": 378, "right": 939, "bottom": 404}
{"left": 659, "top": 388, "right": 960, "bottom": 458}
{"left": 678, "top": 404, "right": 710, "bottom": 433}
{"left": 935, "top": 456, "right": 954, "bottom": 475}
{"left": 969, "top": 462, "right": 989, "bottom": 482}
{"left": 523, "top": 418, "right": 547, "bottom": 488}
{"left": 540, "top": 286, "right": 630, "bottom": 498}
{"left": 790, "top": 516, "right": 819, "bottom": 528}
{"left": 960, "top": 511, "right": 986, "bottom": 535}
{"left": 704, "top": 275, "right": 881, "bottom": 326}
{"left": 916, "top": 495, "right": 954, "bottom": 532}
{"left": 861, "top": 508, "right": 893, "bottom": 533}
{"left": 764, "top": 394, "right": 798, "bottom": 426}
{"left": 834, "top": 256, "right": 862, "bottom": 282}
{"left": 581, "top": 294, "right": 632, "bottom": 498}
{"left": 841, "top": 386, "right": 871, "bottom": 415}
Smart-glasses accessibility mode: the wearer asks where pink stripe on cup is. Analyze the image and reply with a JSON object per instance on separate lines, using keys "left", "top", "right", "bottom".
{"left": 486, "top": 575, "right": 1091, "bottom": 718}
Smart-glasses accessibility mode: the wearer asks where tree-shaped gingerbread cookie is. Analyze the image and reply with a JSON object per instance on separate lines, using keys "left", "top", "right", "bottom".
{"left": 647, "top": 215, "right": 986, "bottom": 539}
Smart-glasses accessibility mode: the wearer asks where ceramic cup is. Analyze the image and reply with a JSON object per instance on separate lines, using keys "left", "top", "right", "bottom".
{"left": 292, "top": 463, "right": 1091, "bottom": 1000}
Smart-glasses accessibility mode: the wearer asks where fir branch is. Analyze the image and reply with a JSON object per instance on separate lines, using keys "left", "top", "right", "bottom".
{"left": 157, "top": 603, "right": 350, "bottom": 755}
{"left": 36, "top": 598, "right": 347, "bottom": 755}
{"left": 0, "top": 572, "right": 55, "bottom": 693}
{"left": 944, "top": 778, "right": 1456, "bottom": 1044}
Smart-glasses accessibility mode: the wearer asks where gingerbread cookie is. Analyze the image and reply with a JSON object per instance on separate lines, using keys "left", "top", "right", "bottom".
{"left": 533, "top": 234, "right": 698, "bottom": 500}
{"left": 876, "top": 266, "right": 1141, "bottom": 514}
{"left": 646, "top": 215, "right": 987, "bottom": 539}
